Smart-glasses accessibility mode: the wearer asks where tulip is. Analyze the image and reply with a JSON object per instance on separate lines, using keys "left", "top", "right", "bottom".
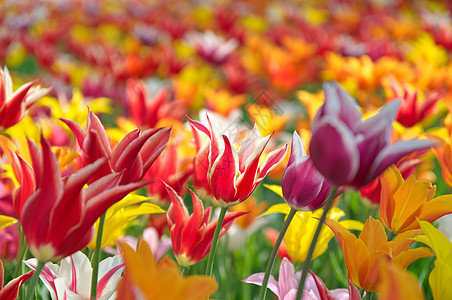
{"left": 116, "top": 240, "right": 218, "bottom": 300}
{"left": 61, "top": 109, "right": 171, "bottom": 184}
{"left": 377, "top": 260, "right": 425, "bottom": 300}
{"left": 10, "top": 137, "right": 146, "bottom": 262}
{"left": 386, "top": 76, "right": 443, "bottom": 128}
{"left": 379, "top": 165, "right": 452, "bottom": 234}
{"left": 263, "top": 201, "right": 363, "bottom": 262}
{"left": 243, "top": 257, "right": 361, "bottom": 300}
{"left": 0, "top": 260, "right": 33, "bottom": 300}
{"left": 326, "top": 217, "right": 432, "bottom": 292}
{"left": 309, "top": 81, "right": 435, "bottom": 188}
{"left": 188, "top": 114, "right": 288, "bottom": 207}
{"left": 282, "top": 131, "right": 332, "bottom": 211}
{"left": 25, "top": 251, "right": 124, "bottom": 300}
{"left": 0, "top": 66, "right": 50, "bottom": 131}
{"left": 413, "top": 220, "right": 452, "bottom": 300}
{"left": 126, "top": 79, "right": 186, "bottom": 128}
{"left": 164, "top": 182, "right": 247, "bottom": 267}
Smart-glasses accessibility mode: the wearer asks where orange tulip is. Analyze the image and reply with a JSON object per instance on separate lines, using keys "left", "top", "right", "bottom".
{"left": 116, "top": 240, "right": 217, "bottom": 300}
{"left": 377, "top": 260, "right": 425, "bottom": 300}
{"left": 379, "top": 165, "right": 452, "bottom": 234}
{"left": 325, "top": 217, "right": 432, "bottom": 292}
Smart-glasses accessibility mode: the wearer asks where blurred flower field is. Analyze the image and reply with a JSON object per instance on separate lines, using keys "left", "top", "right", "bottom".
{"left": 2, "top": 0, "right": 452, "bottom": 299}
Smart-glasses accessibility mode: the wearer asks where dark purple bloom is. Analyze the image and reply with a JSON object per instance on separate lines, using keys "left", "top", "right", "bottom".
{"left": 310, "top": 81, "right": 435, "bottom": 188}
{"left": 282, "top": 131, "right": 332, "bottom": 211}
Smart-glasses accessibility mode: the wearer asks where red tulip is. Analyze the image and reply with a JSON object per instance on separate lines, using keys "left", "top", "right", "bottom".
{"left": 188, "top": 115, "right": 287, "bottom": 207}
{"left": 0, "top": 66, "right": 49, "bottom": 130}
{"left": 164, "top": 182, "right": 247, "bottom": 267}
{"left": 61, "top": 109, "right": 171, "bottom": 184}
{"left": 10, "top": 137, "right": 146, "bottom": 262}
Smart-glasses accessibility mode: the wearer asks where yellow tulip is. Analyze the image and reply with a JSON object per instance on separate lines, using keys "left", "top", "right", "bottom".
{"left": 413, "top": 220, "right": 452, "bottom": 300}
{"left": 263, "top": 185, "right": 363, "bottom": 262}
{"left": 88, "top": 194, "right": 165, "bottom": 249}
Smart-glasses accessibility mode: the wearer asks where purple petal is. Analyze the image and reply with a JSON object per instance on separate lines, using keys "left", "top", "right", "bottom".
{"left": 313, "top": 82, "right": 362, "bottom": 132}
{"left": 309, "top": 117, "right": 359, "bottom": 186}
{"left": 366, "top": 139, "right": 436, "bottom": 186}
{"left": 282, "top": 157, "right": 323, "bottom": 210}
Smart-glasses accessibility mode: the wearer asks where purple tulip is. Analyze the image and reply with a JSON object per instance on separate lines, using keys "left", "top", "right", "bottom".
{"left": 310, "top": 81, "right": 435, "bottom": 188}
{"left": 282, "top": 131, "right": 332, "bottom": 211}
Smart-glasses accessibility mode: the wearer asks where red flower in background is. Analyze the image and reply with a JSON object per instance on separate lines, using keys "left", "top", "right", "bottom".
{"left": 0, "top": 67, "right": 50, "bottom": 130}
{"left": 388, "top": 77, "right": 443, "bottom": 128}
{"left": 126, "top": 78, "right": 186, "bottom": 128}
{"left": 61, "top": 109, "right": 171, "bottom": 184}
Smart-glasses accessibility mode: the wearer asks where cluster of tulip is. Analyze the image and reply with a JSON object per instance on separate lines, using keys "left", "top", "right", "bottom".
{"left": 2, "top": 0, "right": 452, "bottom": 299}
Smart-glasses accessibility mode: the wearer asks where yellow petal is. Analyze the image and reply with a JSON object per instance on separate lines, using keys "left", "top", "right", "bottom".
{"left": 263, "top": 184, "right": 284, "bottom": 198}
{"left": 414, "top": 220, "right": 452, "bottom": 261}
{"left": 0, "top": 215, "right": 17, "bottom": 231}
{"left": 261, "top": 203, "right": 291, "bottom": 216}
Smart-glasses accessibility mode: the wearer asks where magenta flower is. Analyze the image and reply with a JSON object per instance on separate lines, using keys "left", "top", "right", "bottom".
{"left": 309, "top": 82, "right": 435, "bottom": 188}
{"left": 282, "top": 131, "right": 333, "bottom": 211}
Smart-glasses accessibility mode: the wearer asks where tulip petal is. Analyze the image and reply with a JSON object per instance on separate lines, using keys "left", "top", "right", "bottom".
{"left": 209, "top": 135, "right": 238, "bottom": 204}
{"left": 0, "top": 270, "right": 34, "bottom": 300}
{"left": 417, "top": 195, "right": 452, "bottom": 225}
{"left": 313, "top": 81, "right": 362, "bottom": 131}
{"left": 256, "top": 144, "right": 288, "bottom": 182}
{"left": 369, "top": 139, "right": 436, "bottom": 186}
{"left": 310, "top": 117, "right": 359, "bottom": 186}
{"left": 242, "top": 273, "right": 279, "bottom": 297}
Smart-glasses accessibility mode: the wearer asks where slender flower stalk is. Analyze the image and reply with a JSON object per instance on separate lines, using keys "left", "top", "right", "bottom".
{"left": 25, "top": 260, "right": 44, "bottom": 300}
{"left": 258, "top": 208, "right": 297, "bottom": 300}
{"left": 13, "top": 227, "right": 26, "bottom": 278}
{"left": 296, "top": 187, "right": 338, "bottom": 300}
{"left": 205, "top": 206, "right": 228, "bottom": 276}
{"left": 90, "top": 213, "right": 106, "bottom": 300}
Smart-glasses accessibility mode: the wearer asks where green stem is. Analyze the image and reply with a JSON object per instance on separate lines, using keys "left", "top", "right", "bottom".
{"left": 258, "top": 208, "right": 297, "bottom": 300}
{"left": 90, "top": 213, "right": 106, "bottom": 300}
{"left": 13, "top": 225, "right": 27, "bottom": 278}
{"left": 387, "top": 231, "right": 396, "bottom": 241}
{"left": 296, "top": 187, "right": 338, "bottom": 300}
{"left": 365, "top": 291, "right": 373, "bottom": 300}
{"left": 205, "top": 206, "right": 228, "bottom": 277}
{"left": 26, "top": 260, "right": 45, "bottom": 300}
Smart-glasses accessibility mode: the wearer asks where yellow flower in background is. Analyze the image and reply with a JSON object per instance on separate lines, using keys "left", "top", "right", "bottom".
{"left": 117, "top": 240, "right": 217, "bottom": 300}
{"left": 204, "top": 88, "right": 246, "bottom": 116}
{"left": 296, "top": 90, "right": 324, "bottom": 123}
{"left": 413, "top": 220, "right": 452, "bottom": 300}
{"left": 0, "top": 215, "right": 17, "bottom": 231}
{"left": 88, "top": 194, "right": 165, "bottom": 249}
{"left": 379, "top": 165, "right": 452, "bottom": 234}
{"left": 406, "top": 34, "right": 448, "bottom": 68}
{"left": 246, "top": 104, "right": 290, "bottom": 137}
{"left": 38, "top": 89, "right": 111, "bottom": 126}
{"left": 263, "top": 185, "right": 363, "bottom": 262}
